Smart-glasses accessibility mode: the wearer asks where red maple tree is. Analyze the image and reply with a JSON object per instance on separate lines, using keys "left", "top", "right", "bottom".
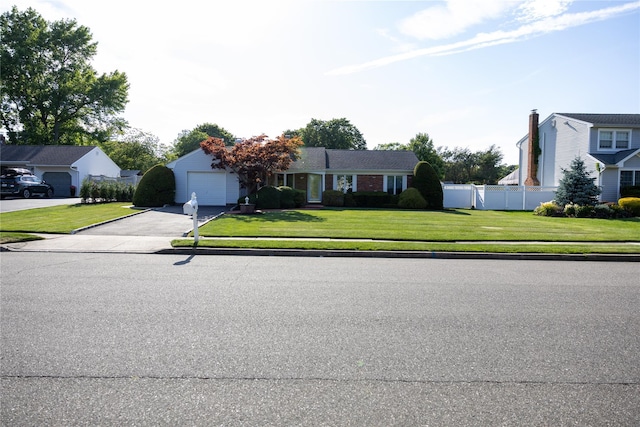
{"left": 200, "top": 134, "right": 303, "bottom": 194}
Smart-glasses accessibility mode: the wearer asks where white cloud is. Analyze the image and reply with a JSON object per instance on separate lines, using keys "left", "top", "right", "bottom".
{"left": 328, "top": 1, "right": 640, "bottom": 75}
{"left": 517, "top": 0, "right": 573, "bottom": 22}
{"left": 399, "top": 0, "right": 515, "bottom": 40}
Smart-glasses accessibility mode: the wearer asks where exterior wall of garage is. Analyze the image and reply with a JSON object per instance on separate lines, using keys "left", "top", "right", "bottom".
{"left": 168, "top": 149, "right": 239, "bottom": 205}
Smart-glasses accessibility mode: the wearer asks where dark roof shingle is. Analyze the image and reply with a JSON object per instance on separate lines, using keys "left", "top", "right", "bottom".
{"left": 286, "top": 147, "right": 418, "bottom": 172}
{"left": 557, "top": 113, "right": 640, "bottom": 127}
{"left": 0, "top": 145, "right": 95, "bottom": 165}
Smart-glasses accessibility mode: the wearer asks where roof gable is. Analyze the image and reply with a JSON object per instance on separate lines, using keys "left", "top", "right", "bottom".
{"left": 0, "top": 145, "right": 96, "bottom": 165}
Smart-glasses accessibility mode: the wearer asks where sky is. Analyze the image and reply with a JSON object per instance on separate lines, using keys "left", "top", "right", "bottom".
{"left": 3, "top": 0, "right": 640, "bottom": 165}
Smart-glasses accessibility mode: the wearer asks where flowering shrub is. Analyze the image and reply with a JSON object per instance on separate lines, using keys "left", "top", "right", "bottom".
{"left": 536, "top": 200, "right": 631, "bottom": 219}
{"left": 534, "top": 201, "right": 563, "bottom": 216}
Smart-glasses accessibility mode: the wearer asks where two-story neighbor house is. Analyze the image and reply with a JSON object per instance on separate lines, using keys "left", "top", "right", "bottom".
{"left": 518, "top": 111, "right": 640, "bottom": 202}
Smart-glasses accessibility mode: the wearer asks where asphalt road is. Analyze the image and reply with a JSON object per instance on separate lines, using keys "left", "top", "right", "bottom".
{"left": 1, "top": 254, "right": 638, "bottom": 425}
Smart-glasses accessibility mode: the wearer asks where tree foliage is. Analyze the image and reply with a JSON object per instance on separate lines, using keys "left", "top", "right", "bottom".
{"left": 438, "top": 145, "right": 509, "bottom": 184}
{"left": 171, "top": 122, "right": 235, "bottom": 158}
{"left": 99, "top": 128, "right": 169, "bottom": 173}
{"left": 374, "top": 133, "right": 445, "bottom": 179}
{"left": 1, "top": 6, "right": 129, "bottom": 145}
{"left": 200, "top": 134, "right": 304, "bottom": 194}
{"left": 554, "top": 156, "right": 601, "bottom": 206}
{"left": 298, "top": 118, "right": 366, "bottom": 150}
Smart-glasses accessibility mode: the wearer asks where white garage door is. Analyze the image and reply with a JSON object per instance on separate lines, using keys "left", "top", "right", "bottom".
{"left": 187, "top": 171, "right": 226, "bottom": 206}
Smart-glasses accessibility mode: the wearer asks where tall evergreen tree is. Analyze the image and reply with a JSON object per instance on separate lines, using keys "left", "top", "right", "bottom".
{"left": 554, "top": 156, "right": 601, "bottom": 206}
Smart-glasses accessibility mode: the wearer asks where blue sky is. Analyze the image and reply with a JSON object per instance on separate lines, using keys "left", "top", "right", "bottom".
{"left": 4, "top": 0, "right": 640, "bottom": 164}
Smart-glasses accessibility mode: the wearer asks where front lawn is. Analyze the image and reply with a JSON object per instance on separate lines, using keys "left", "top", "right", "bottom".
{"left": 171, "top": 208, "right": 640, "bottom": 254}
{"left": 195, "top": 209, "right": 640, "bottom": 242}
{"left": 0, "top": 203, "right": 142, "bottom": 235}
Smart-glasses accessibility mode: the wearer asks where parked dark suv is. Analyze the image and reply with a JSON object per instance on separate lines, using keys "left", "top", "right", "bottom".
{"left": 0, "top": 168, "right": 54, "bottom": 199}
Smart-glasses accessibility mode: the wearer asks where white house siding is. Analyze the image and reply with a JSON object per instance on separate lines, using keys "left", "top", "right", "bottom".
{"left": 168, "top": 149, "right": 239, "bottom": 205}
{"left": 600, "top": 168, "right": 620, "bottom": 202}
{"left": 553, "top": 117, "right": 593, "bottom": 187}
{"left": 73, "top": 148, "right": 122, "bottom": 187}
{"left": 538, "top": 120, "right": 557, "bottom": 186}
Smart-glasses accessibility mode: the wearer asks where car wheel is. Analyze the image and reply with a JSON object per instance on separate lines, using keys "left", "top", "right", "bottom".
{"left": 46, "top": 188, "right": 54, "bottom": 198}
{"left": 22, "top": 188, "right": 31, "bottom": 198}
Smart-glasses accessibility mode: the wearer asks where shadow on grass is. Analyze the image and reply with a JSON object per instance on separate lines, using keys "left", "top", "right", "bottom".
{"left": 226, "top": 211, "right": 326, "bottom": 223}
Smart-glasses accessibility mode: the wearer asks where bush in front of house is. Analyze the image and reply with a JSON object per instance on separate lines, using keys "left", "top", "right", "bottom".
{"left": 278, "top": 186, "right": 296, "bottom": 209}
{"left": 323, "top": 190, "right": 345, "bottom": 207}
{"left": 351, "top": 191, "right": 391, "bottom": 208}
{"left": 533, "top": 201, "right": 563, "bottom": 217}
{"left": 412, "top": 161, "right": 443, "bottom": 210}
{"left": 293, "top": 189, "right": 306, "bottom": 207}
{"left": 619, "top": 197, "right": 640, "bottom": 216}
{"left": 132, "top": 165, "right": 175, "bottom": 207}
{"left": 256, "top": 185, "right": 281, "bottom": 209}
{"left": 398, "top": 187, "right": 427, "bottom": 209}
{"left": 621, "top": 186, "right": 640, "bottom": 198}
{"left": 554, "top": 156, "right": 600, "bottom": 206}
{"left": 80, "top": 179, "right": 136, "bottom": 203}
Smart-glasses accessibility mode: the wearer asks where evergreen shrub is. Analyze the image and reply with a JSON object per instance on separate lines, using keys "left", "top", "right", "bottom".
{"left": 619, "top": 197, "right": 640, "bottom": 216}
{"left": 293, "top": 189, "right": 306, "bottom": 207}
{"left": 412, "top": 161, "right": 443, "bottom": 210}
{"left": 132, "top": 165, "right": 175, "bottom": 207}
{"left": 256, "top": 186, "right": 280, "bottom": 209}
{"left": 533, "top": 201, "right": 563, "bottom": 216}
{"left": 621, "top": 186, "right": 640, "bottom": 198}
{"left": 398, "top": 187, "right": 427, "bottom": 209}
{"left": 80, "top": 179, "right": 136, "bottom": 203}
{"left": 278, "top": 186, "right": 296, "bottom": 209}
{"left": 554, "top": 157, "right": 600, "bottom": 206}
{"left": 322, "top": 190, "right": 345, "bottom": 207}
{"left": 351, "top": 191, "right": 390, "bottom": 208}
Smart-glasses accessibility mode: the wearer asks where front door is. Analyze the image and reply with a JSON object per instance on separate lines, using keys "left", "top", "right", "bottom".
{"left": 308, "top": 174, "right": 322, "bottom": 203}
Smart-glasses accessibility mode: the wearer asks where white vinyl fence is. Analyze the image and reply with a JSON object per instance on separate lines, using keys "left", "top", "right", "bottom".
{"left": 442, "top": 184, "right": 557, "bottom": 211}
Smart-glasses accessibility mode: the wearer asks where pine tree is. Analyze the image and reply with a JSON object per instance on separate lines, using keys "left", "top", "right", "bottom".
{"left": 554, "top": 157, "right": 601, "bottom": 206}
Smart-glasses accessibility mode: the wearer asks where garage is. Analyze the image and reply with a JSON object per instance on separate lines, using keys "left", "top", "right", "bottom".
{"left": 43, "top": 172, "right": 72, "bottom": 197}
{"left": 186, "top": 171, "right": 226, "bottom": 206}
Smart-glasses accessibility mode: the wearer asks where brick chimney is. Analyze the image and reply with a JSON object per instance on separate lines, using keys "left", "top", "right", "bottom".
{"left": 524, "top": 109, "right": 540, "bottom": 186}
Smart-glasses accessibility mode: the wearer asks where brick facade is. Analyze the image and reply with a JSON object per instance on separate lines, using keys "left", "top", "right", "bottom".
{"left": 357, "top": 175, "right": 383, "bottom": 192}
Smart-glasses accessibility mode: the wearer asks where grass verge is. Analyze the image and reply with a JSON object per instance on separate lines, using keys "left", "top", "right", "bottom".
{"left": 0, "top": 203, "right": 142, "bottom": 235}
{"left": 171, "top": 238, "right": 640, "bottom": 254}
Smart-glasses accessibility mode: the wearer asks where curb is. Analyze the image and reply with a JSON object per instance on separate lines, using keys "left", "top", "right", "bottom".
{"left": 157, "top": 247, "right": 640, "bottom": 262}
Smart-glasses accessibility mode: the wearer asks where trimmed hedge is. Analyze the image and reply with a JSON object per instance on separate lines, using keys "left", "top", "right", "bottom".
{"left": 398, "top": 187, "right": 427, "bottom": 209}
{"left": 256, "top": 186, "right": 281, "bottom": 209}
{"left": 80, "top": 179, "right": 136, "bottom": 203}
{"left": 412, "top": 161, "right": 443, "bottom": 210}
{"left": 323, "top": 190, "right": 344, "bottom": 207}
{"left": 619, "top": 197, "right": 640, "bottom": 216}
{"left": 239, "top": 186, "right": 307, "bottom": 209}
{"left": 132, "top": 165, "right": 175, "bottom": 207}
{"left": 351, "top": 191, "right": 391, "bottom": 208}
{"left": 621, "top": 186, "right": 640, "bottom": 198}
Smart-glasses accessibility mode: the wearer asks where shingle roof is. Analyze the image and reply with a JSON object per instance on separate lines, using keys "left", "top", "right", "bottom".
{"left": 557, "top": 113, "right": 640, "bottom": 127}
{"left": 286, "top": 147, "right": 418, "bottom": 172}
{"left": 589, "top": 148, "right": 640, "bottom": 165}
{"left": 0, "top": 145, "right": 96, "bottom": 165}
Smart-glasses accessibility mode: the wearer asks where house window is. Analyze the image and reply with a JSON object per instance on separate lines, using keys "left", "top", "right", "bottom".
{"left": 386, "top": 175, "right": 403, "bottom": 195}
{"left": 620, "top": 170, "right": 640, "bottom": 188}
{"left": 599, "top": 130, "right": 630, "bottom": 150}
{"left": 336, "top": 174, "right": 353, "bottom": 193}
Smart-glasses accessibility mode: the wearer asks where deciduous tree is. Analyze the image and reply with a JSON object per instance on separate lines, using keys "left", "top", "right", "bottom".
{"left": 200, "top": 134, "right": 303, "bottom": 194}
{"left": 171, "top": 123, "right": 235, "bottom": 158}
{"left": 299, "top": 118, "right": 366, "bottom": 150}
{"left": 1, "top": 7, "right": 129, "bottom": 145}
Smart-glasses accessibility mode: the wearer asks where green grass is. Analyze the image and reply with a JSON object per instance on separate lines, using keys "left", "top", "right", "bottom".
{"left": 0, "top": 232, "right": 44, "bottom": 244}
{"left": 195, "top": 208, "right": 640, "bottom": 242}
{"left": 171, "top": 238, "right": 640, "bottom": 254}
{"left": 0, "top": 203, "right": 142, "bottom": 234}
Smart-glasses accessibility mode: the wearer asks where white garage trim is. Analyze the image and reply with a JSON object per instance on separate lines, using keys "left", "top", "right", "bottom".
{"left": 187, "top": 171, "right": 226, "bottom": 206}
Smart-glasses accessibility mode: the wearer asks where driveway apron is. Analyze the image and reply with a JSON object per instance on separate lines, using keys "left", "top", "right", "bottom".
{"left": 76, "top": 205, "right": 227, "bottom": 237}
